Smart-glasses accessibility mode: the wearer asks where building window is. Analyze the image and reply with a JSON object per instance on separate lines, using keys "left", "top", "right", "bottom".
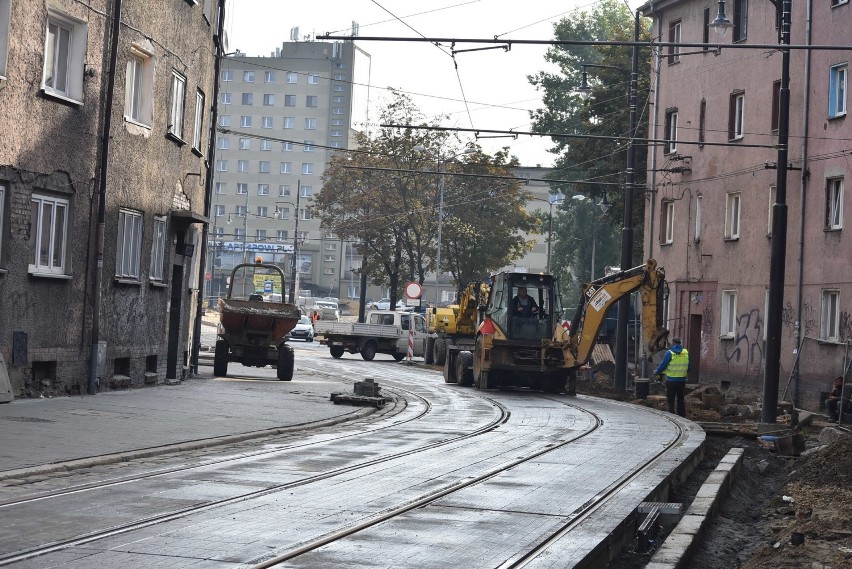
{"left": 660, "top": 200, "right": 674, "bottom": 245}
{"left": 303, "top": 141, "right": 315, "bottom": 152}
{"left": 308, "top": 73, "right": 319, "bottom": 84}
{"left": 262, "top": 116, "right": 273, "bottom": 128}
{"left": 237, "top": 183, "right": 248, "bottom": 195}
{"left": 221, "top": 69, "right": 233, "bottom": 82}
{"left": 332, "top": 108, "right": 344, "bottom": 115}
{"left": 43, "top": 12, "right": 87, "bottom": 102}
{"left": 263, "top": 93, "right": 275, "bottom": 106}
{"left": 234, "top": 228, "right": 244, "bottom": 240}
{"left": 332, "top": 95, "right": 344, "bottom": 103}
{"left": 721, "top": 290, "right": 738, "bottom": 338}
{"left": 281, "top": 162, "right": 292, "bottom": 174}
{"left": 333, "top": 74, "right": 345, "bottom": 80}
{"left": 218, "top": 115, "right": 231, "bottom": 127}
{"left": 240, "top": 116, "right": 252, "bottom": 127}
{"left": 324, "top": 255, "right": 335, "bottom": 262}
{"left": 330, "top": 141, "right": 343, "bottom": 148}
{"left": 260, "top": 139, "right": 272, "bottom": 151}
{"left": 0, "top": 0, "right": 10, "bottom": 78}
{"left": 218, "top": 137, "right": 229, "bottom": 150}
{"left": 125, "top": 47, "right": 155, "bottom": 125}
{"left": 829, "top": 64, "right": 848, "bottom": 118}
{"left": 324, "top": 242, "right": 337, "bottom": 251}
{"left": 323, "top": 268, "right": 335, "bottom": 275}
{"left": 259, "top": 161, "right": 270, "bottom": 174}
{"left": 284, "top": 94, "right": 296, "bottom": 107}
{"left": 168, "top": 71, "right": 186, "bottom": 139}
{"left": 301, "top": 163, "right": 314, "bottom": 175}
{"left": 277, "top": 230, "right": 288, "bottom": 241}
{"left": 826, "top": 177, "right": 844, "bottom": 230}
{"left": 214, "top": 204, "right": 225, "bottom": 217}
{"left": 300, "top": 208, "right": 312, "bottom": 221}
{"left": 256, "top": 229, "right": 267, "bottom": 241}
{"left": 238, "top": 138, "right": 250, "bottom": 150}
{"left": 257, "top": 206, "right": 268, "bottom": 218}
{"left": 192, "top": 90, "right": 205, "bottom": 151}
{"left": 306, "top": 95, "right": 318, "bottom": 107}
{"left": 150, "top": 217, "right": 167, "bottom": 282}
{"left": 333, "top": 85, "right": 345, "bottom": 92}
{"left": 733, "top": 0, "right": 748, "bottom": 42}
{"left": 305, "top": 118, "right": 317, "bottom": 130}
{"left": 301, "top": 185, "right": 313, "bottom": 197}
{"left": 729, "top": 91, "right": 745, "bottom": 140}
{"left": 213, "top": 227, "right": 224, "bottom": 238}
{"left": 238, "top": 160, "right": 248, "bottom": 172}
{"left": 116, "top": 209, "right": 142, "bottom": 280}
{"left": 279, "top": 185, "right": 291, "bottom": 197}
{"left": 241, "top": 92, "right": 253, "bottom": 105}
{"left": 283, "top": 117, "right": 295, "bottom": 129}
{"left": 330, "top": 130, "right": 343, "bottom": 137}
{"left": 276, "top": 207, "right": 290, "bottom": 220}
{"left": 264, "top": 70, "right": 275, "bottom": 83}
{"left": 243, "top": 70, "right": 254, "bottom": 82}
{"left": 724, "top": 192, "right": 741, "bottom": 239}
{"left": 286, "top": 71, "right": 297, "bottom": 83}
{"left": 282, "top": 141, "right": 293, "bottom": 151}
{"left": 258, "top": 184, "right": 269, "bottom": 195}
{"left": 220, "top": 92, "right": 231, "bottom": 104}
{"left": 235, "top": 205, "right": 247, "bottom": 217}
{"left": 664, "top": 109, "right": 678, "bottom": 154}
{"left": 821, "top": 289, "right": 840, "bottom": 341}
{"left": 216, "top": 160, "right": 227, "bottom": 172}
{"left": 298, "top": 231, "right": 309, "bottom": 241}
{"left": 668, "top": 20, "right": 681, "bottom": 64}
{"left": 694, "top": 195, "right": 702, "bottom": 242}
{"left": 215, "top": 182, "right": 225, "bottom": 195}
{"left": 331, "top": 119, "right": 344, "bottom": 126}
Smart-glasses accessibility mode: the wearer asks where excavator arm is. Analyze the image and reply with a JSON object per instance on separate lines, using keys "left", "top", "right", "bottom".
{"left": 560, "top": 259, "right": 669, "bottom": 368}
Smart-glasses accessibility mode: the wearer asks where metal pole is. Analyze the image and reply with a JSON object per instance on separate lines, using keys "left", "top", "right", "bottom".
{"left": 591, "top": 232, "right": 596, "bottom": 281}
{"left": 289, "top": 180, "right": 301, "bottom": 303}
{"left": 762, "top": 0, "right": 791, "bottom": 428}
{"left": 614, "top": 10, "right": 640, "bottom": 392}
{"left": 242, "top": 190, "right": 248, "bottom": 263}
{"left": 546, "top": 203, "right": 553, "bottom": 273}
{"left": 436, "top": 160, "right": 446, "bottom": 306}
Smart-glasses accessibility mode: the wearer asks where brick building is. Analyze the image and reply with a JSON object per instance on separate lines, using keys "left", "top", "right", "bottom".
{"left": 0, "top": 0, "right": 223, "bottom": 396}
{"left": 641, "top": 0, "right": 851, "bottom": 409}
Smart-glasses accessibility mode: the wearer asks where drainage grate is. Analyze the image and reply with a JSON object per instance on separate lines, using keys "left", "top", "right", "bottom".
{"left": 2, "top": 416, "right": 56, "bottom": 423}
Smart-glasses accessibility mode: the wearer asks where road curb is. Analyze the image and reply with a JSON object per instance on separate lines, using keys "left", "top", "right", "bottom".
{"left": 0, "top": 407, "right": 378, "bottom": 482}
{"left": 645, "top": 447, "right": 745, "bottom": 568}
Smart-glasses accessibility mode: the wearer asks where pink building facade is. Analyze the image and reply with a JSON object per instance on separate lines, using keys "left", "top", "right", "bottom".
{"left": 641, "top": 0, "right": 851, "bottom": 410}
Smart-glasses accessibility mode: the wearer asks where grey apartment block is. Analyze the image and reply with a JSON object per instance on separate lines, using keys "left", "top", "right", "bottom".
{"left": 0, "top": 0, "right": 221, "bottom": 397}
{"left": 210, "top": 40, "right": 363, "bottom": 301}
{"left": 641, "top": 0, "right": 852, "bottom": 410}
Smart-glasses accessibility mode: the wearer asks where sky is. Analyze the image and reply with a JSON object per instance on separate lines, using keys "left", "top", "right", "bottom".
{"left": 224, "top": 0, "right": 626, "bottom": 168}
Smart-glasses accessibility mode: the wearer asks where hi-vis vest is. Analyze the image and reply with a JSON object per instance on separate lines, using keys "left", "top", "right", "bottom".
{"left": 664, "top": 349, "right": 689, "bottom": 378}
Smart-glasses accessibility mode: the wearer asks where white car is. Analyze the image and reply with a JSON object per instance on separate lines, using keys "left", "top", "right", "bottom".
{"left": 370, "top": 298, "right": 410, "bottom": 311}
{"left": 313, "top": 300, "right": 340, "bottom": 321}
{"left": 288, "top": 315, "right": 315, "bottom": 342}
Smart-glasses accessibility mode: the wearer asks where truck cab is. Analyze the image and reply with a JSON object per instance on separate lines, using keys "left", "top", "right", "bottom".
{"left": 487, "top": 272, "right": 562, "bottom": 343}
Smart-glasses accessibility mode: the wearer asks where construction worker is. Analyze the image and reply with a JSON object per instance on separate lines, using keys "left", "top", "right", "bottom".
{"left": 654, "top": 337, "right": 690, "bottom": 417}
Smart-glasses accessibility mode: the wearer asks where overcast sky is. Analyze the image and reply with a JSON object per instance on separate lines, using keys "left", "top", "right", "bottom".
{"left": 223, "top": 1, "right": 633, "bottom": 167}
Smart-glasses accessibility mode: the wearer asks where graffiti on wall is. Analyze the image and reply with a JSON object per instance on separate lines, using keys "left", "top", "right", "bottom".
{"left": 701, "top": 305, "right": 714, "bottom": 359}
{"left": 724, "top": 309, "right": 764, "bottom": 373}
{"left": 840, "top": 312, "right": 852, "bottom": 343}
{"left": 802, "top": 301, "right": 817, "bottom": 338}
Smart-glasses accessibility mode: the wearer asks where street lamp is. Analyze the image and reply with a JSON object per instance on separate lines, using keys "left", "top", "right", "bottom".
{"left": 571, "top": 194, "right": 612, "bottom": 280}
{"left": 413, "top": 144, "right": 475, "bottom": 306}
{"left": 712, "top": 0, "right": 791, "bottom": 427}
{"left": 275, "top": 180, "right": 303, "bottom": 303}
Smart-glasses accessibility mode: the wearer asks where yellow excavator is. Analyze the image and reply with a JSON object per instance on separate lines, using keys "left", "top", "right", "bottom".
{"left": 467, "top": 259, "right": 669, "bottom": 393}
{"left": 426, "top": 282, "right": 489, "bottom": 383}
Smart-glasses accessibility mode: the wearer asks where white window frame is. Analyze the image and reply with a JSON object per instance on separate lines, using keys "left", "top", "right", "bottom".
{"left": 0, "top": 0, "right": 11, "bottom": 79}
{"left": 240, "top": 115, "right": 251, "bottom": 127}
{"left": 276, "top": 207, "right": 290, "bottom": 220}
{"left": 243, "top": 70, "right": 254, "bottom": 82}
{"left": 304, "top": 141, "right": 315, "bottom": 152}
{"left": 241, "top": 92, "right": 253, "bottom": 105}
{"left": 262, "top": 116, "right": 273, "bottom": 129}
{"left": 332, "top": 107, "right": 344, "bottom": 115}
{"left": 239, "top": 138, "right": 250, "bottom": 150}
{"left": 192, "top": 90, "right": 205, "bottom": 151}
{"left": 237, "top": 160, "right": 249, "bottom": 172}
{"left": 218, "top": 115, "right": 231, "bottom": 127}
{"left": 217, "top": 137, "right": 229, "bottom": 150}
{"left": 257, "top": 184, "right": 270, "bottom": 195}
{"left": 281, "top": 162, "right": 292, "bottom": 174}
{"left": 324, "top": 242, "right": 337, "bottom": 251}
{"left": 259, "top": 161, "right": 270, "bottom": 174}
{"left": 283, "top": 117, "right": 295, "bottom": 129}
{"left": 260, "top": 139, "right": 272, "bottom": 151}
{"left": 214, "top": 183, "right": 225, "bottom": 195}
{"left": 125, "top": 47, "right": 155, "bottom": 126}
{"left": 330, "top": 130, "right": 343, "bottom": 137}
{"left": 235, "top": 205, "right": 247, "bottom": 217}
{"left": 221, "top": 69, "right": 233, "bottom": 82}
{"left": 277, "top": 230, "right": 288, "bottom": 241}
{"left": 300, "top": 208, "right": 312, "bottom": 221}
{"left": 724, "top": 192, "right": 741, "bottom": 239}
{"left": 821, "top": 290, "right": 840, "bottom": 341}
{"left": 256, "top": 229, "right": 267, "bottom": 241}
{"left": 236, "top": 183, "right": 248, "bottom": 195}
{"left": 333, "top": 85, "right": 345, "bottom": 92}
{"left": 150, "top": 217, "right": 167, "bottom": 282}
{"left": 279, "top": 185, "right": 291, "bottom": 197}
{"left": 168, "top": 70, "right": 186, "bottom": 139}
{"left": 284, "top": 94, "right": 296, "bottom": 107}
{"left": 731, "top": 92, "right": 745, "bottom": 140}
{"left": 301, "top": 163, "right": 314, "bottom": 175}
{"left": 826, "top": 177, "right": 844, "bottom": 230}
{"left": 263, "top": 93, "right": 275, "bottom": 106}
{"left": 305, "top": 118, "right": 317, "bottom": 130}
{"left": 829, "top": 64, "right": 847, "bottom": 118}
{"left": 694, "top": 195, "right": 702, "bottom": 242}
{"left": 257, "top": 206, "right": 268, "bottom": 218}
{"left": 301, "top": 185, "right": 313, "bottom": 198}
{"left": 306, "top": 95, "right": 318, "bottom": 107}
{"left": 665, "top": 110, "right": 678, "bottom": 154}
{"left": 42, "top": 11, "right": 87, "bottom": 103}
{"left": 323, "top": 268, "right": 335, "bottom": 275}
{"left": 220, "top": 92, "right": 232, "bottom": 104}
{"left": 720, "top": 290, "right": 737, "bottom": 338}
{"left": 216, "top": 160, "right": 227, "bottom": 172}
{"left": 661, "top": 201, "right": 674, "bottom": 245}
{"left": 282, "top": 141, "right": 294, "bottom": 151}
{"left": 214, "top": 205, "right": 225, "bottom": 217}
{"left": 116, "top": 208, "right": 143, "bottom": 280}
{"left": 264, "top": 70, "right": 275, "bottom": 83}
{"left": 286, "top": 71, "right": 298, "bottom": 83}
{"left": 308, "top": 73, "right": 320, "bottom": 84}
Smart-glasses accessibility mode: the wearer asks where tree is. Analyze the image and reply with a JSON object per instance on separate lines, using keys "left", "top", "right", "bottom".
{"left": 528, "top": 0, "right": 652, "bottom": 263}
{"left": 315, "top": 91, "right": 537, "bottom": 306}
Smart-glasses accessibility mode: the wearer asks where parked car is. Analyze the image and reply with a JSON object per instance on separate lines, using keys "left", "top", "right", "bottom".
{"left": 313, "top": 300, "right": 340, "bottom": 321}
{"left": 369, "top": 298, "right": 411, "bottom": 311}
{"left": 288, "top": 315, "right": 315, "bottom": 342}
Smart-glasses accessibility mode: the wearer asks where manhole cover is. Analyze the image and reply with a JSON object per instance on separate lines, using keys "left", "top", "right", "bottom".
{"left": 2, "top": 416, "right": 55, "bottom": 423}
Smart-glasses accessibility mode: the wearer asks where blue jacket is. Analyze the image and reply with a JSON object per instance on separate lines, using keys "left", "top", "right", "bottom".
{"left": 655, "top": 344, "right": 690, "bottom": 381}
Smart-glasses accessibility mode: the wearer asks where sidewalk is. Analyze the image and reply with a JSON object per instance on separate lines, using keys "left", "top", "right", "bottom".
{"left": 0, "top": 367, "right": 372, "bottom": 481}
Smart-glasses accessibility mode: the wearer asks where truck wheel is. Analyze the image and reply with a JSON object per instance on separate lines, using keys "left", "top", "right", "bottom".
{"left": 473, "top": 336, "right": 494, "bottom": 390}
{"left": 456, "top": 351, "right": 474, "bottom": 386}
{"left": 393, "top": 353, "right": 405, "bottom": 361}
{"left": 213, "top": 340, "right": 229, "bottom": 377}
{"left": 566, "top": 369, "right": 578, "bottom": 396}
{"left": 434, "top": 337, "right": 447, "bottom": 366}
{"left": 542, "top": 372, "right": 565, "bottom": 394}
{"left": 360, "top": 341, "right": 377, "bottom": 361}
{"left": 277, "top": 344, "right": 294, "bottom": 381}
{"left": 329, "top": 346, "right": 345, "bottom": 359}
{"left": 443, "top": 350, "right": 457, "bottom": 383}
{"left": 425, "top": 337, "right": 435, "bottom": 365}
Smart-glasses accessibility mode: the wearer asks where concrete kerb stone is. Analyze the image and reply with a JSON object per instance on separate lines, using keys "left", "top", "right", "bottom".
{"left": 648, "top": 447, "right": 745, "bottom": 568}
{"left": 0, "top": 408, "right": 378, "bottom": 482}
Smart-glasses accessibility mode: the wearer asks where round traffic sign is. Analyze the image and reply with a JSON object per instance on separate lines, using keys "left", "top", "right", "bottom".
{"left": 405, "top": 281, "right": 422, "bottom": 299}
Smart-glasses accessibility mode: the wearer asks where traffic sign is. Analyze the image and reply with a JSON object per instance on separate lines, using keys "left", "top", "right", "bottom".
{"left": 405, "top": 281, "right": 422, "bottom": 299}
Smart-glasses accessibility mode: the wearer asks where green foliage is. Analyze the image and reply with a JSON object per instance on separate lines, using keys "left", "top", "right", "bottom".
{"left": 529, "top": 0, "right": 652, "bottom": 264}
